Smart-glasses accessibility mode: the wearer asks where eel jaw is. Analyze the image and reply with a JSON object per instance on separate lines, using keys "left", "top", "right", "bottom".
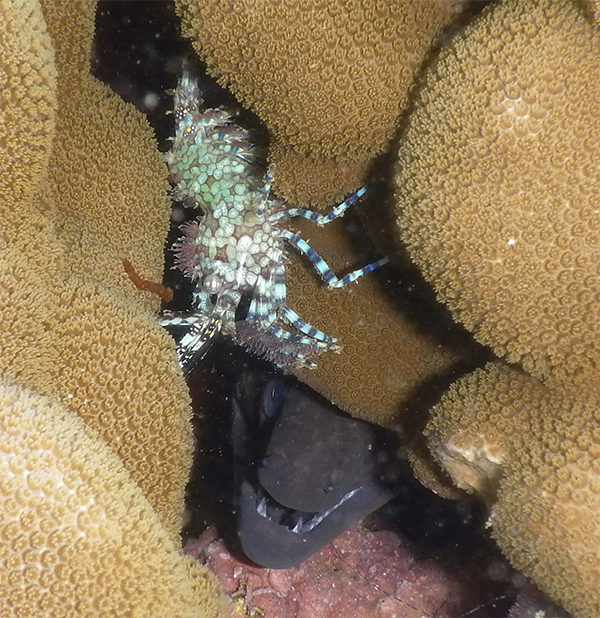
{"left": 237, "top": 478, "right": 397, "bottom": 570}
{"left": 254, "top": 484, "right": 361, "bottom": 535}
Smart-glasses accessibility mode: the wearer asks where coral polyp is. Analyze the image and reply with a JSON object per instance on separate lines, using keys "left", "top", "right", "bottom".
{"left": 160, "top": 71, "right": 388, "bottom": 371}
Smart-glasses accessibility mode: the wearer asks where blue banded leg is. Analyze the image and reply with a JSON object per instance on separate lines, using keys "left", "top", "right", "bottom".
{"left": 261, "top": 263, "right": 286, "bottom": 327}
{"left": 266, "top": 322, "right": 335, "bottom": 351}
{"left": 243, "top": 307, "right": 335, "bottom": 350}
{"left": 192, "top": 289, "right": 216, "bottom": 314}
{"left": 243, "top": 274, "right": 334, "bottom": 351}
{"left": 269, "top": 186, "right": 367, "bottom": 225}
{"left": 236, "top": 321, "right": 320, "bottom": 369}
{"left": 246, "top": 261, "right": 287, "bottom": 327}
{"left": 245, "top": 264, "right": 335, "bottom": 346}
{"left": 280, "top": 230, "right": 390, "bottom": 289}
{"left": 246, "top": 273, "right": 276, "bottom": 325}
{"left": 214, "top": 288, "right": 242, "bottom": 330}
{"left": 269, "top": 262, "right": 287, "bottom": 308}
{"left": 278, "top": 304, "right": 336, "bottom": 344}
{"left": 259, "top": 272, "right": 278, "bottom": 326}
{"left": 270, "top": 264, "right": 336, "bottom": 346}
{"left": 245, "top": 277, "right": 333, "bottom": 349}
{"left": 262, "top": 167, "right": 274, "bottom": 200}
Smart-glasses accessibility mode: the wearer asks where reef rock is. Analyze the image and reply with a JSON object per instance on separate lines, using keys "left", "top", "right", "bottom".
{"left": 186, "top": 523, "right": 518, "bottom": 618}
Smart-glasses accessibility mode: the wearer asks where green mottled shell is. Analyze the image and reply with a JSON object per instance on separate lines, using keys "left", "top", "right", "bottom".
{"left": 164, "top": 72, "right": 262, "bottom": 211}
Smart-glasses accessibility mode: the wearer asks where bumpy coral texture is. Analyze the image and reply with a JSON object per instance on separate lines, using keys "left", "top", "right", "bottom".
{"left": 424, "top": 363, "right": 547, "bottom": 502}
{"left": 1, "top": 0, "right": 56, "bottom": 205}
{"left": 426, "top": 362, "right": 600, "bottom": 618}
{"left": 0, "top": 0, "right": 61, "bottom": 388}
{"left": 0, "top": 380, "right": 226, "bottom": 618}
{"left": 582, "top": 0, "right": 600, "bottom": 23}
{"left": 35, "top": 0, "right": 193, "bottom": 537}
{"left": 176, "top": 0, "right": 464, "bottom": 207}
{"left": 0, "top": 0, "right": 62, "bottom": 274}
{"left": 492, "top": 400, "right": 600, "bottom": 618}
{"left": 286, "top": 218, "right": 467, "bottom": 426}
{"left": 394, "top": 0, "right": 599, "bottom": 396}
{"left": 0, "top": 0, "right": 227, "bottom": 615}
{"left": 392, "top": 1, "right": 600, "bottom": 615}
{"left": 51, "top": 276, "right": 195, "bottom": 524}
{"left": 0, "top": 0, "right": 61, "bottom": 406}
{"left": 40, "top": 0, "right": 170, "bottom": 308}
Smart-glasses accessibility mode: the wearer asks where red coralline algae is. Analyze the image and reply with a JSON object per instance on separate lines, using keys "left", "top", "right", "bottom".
{"left": 185, "top": 524, "right": 518, "bottom": 618}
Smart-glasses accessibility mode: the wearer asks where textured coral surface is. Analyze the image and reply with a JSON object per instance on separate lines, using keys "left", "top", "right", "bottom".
{"left": 395, "top": 0, "right": 600, "bottom": 396}
{"left": 19, "top": 1, "right": 594, "bottom": 616}
{"left": 424, "top": 363, "right": 541, "bottom": 500}
{"left": 0, "top": 0, "right": 228, "bottom": 614}
{"left": 285, "top": 216, "right": 476, "bottom": 425}
{"left": 176, "top": 0, "right": 465, "bottom": 206}
{"left": 0, "top": 380, "right": 223, "bottom": 618}
{"left": 583, "top": 0, "right": 600, "bottom": 23}
{"left": 393, "top": 1, "right": 600, "bottom": 614}
{"left": 426, "top": 362, "right": 600, "bottom": 617}
{"left": 42, "top": 0, "right": 197, "bottom": 535}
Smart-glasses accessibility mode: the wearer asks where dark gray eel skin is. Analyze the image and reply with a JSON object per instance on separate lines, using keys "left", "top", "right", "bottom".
{"left": 232, "top": 372, "right": 401, "bottom": 569}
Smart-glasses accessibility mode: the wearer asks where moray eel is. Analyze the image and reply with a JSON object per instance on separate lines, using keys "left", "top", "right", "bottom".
{"left": 232, "top": 371, "right": 401, "bottom": 569}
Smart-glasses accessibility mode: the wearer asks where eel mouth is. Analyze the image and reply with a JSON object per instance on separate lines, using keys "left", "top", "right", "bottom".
{"left": 237, "top": 476, "right": 396, "bottom": 570}
{"left": 254, "top": 483, "right": 361, "bottom": 535}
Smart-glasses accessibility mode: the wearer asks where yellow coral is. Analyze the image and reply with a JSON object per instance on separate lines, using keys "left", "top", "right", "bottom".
{"left": 0, "top": 0, "right": 228, "bottom": 614}
{"left": 15, "top": 0, "right": 191, "bottom": 531}
{"left": 287, "top": 217, "right": 469, "bottom": 426}
{"left": 44, "top": 78, "right": 171, "bottom": 307}
{"left": 0, "top": 0, "right": 63, "bottom": 273}
{"left": 0, "top": 247, "right": 58, "bottom": 397}
{"left": 51, "top": 277, "right": 194, "bottom": 532}
{"left": 394, "top": 0, "right": 600, "bottom": 396}
{"left": 39, "top": 0, "right": 170, "bottom": 307}
{"left": 0, "top": 0, "right": 56, "bottom": 208}
{"left": 0, "top": 378, "right": 227, "bottom": 618}
{"left": 581, "top": 0, "right": 600, "bottom": 24}
{"left": 176, "top": 0, "right": 465, "bottom": 206}
{"left": 0, "top": 0, "right": 63, "bottom": 396}
{"left": 426, "top": 362, "right": 600, "bottom": 617}
{"left": 425, "top": 362, "right": 548, "bottom": 502}
{"left": 493, "top": 399, "right": 600, "bottom": 618}
{"left": 392, "top": 1, "right": 600, "bottom": 614}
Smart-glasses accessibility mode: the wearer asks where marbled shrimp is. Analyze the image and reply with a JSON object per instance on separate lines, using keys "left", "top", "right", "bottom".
{"left": 159, "top": 71, "right": 388, "bottom": 371}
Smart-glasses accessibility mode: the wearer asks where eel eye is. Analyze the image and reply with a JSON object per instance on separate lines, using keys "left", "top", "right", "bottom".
{"left": 262, "top": 379, "right": 289, "bottom": 418}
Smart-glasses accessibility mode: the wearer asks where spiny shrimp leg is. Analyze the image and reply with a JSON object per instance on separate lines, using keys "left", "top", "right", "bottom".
{"left": 280, "top": 230, "right": 389, "bottom": 289}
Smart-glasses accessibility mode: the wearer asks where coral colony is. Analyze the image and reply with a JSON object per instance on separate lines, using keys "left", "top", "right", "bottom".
{"left": 158, "top": 70, "right": 388, "bottom": 372}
